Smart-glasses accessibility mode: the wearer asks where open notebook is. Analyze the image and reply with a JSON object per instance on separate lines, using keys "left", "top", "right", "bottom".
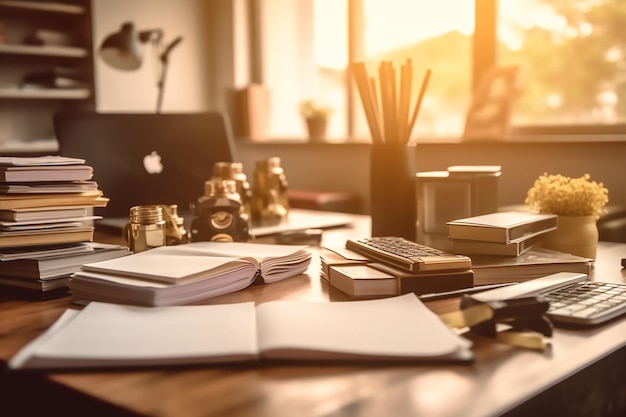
{"left": 9, "top": 293, "right": 472, "bottom": 369}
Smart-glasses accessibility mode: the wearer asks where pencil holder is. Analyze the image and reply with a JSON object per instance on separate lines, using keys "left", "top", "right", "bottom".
{"left": 370, "top": 144, "right": 417, "bottom": 241}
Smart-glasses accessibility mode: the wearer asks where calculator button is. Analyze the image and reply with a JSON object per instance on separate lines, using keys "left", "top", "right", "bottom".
{"left": 571, "top": 307, "right": 599, "bottom": 318}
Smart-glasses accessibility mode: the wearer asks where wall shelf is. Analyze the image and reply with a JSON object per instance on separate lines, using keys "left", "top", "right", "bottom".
{"left": 0, "top": 0, "right": 94, "bottom": 154}
{"left": 0, "top": 87, "right": 90, "bottom": 99}
{"left": 0, "top": 1, "right": 84, "bottom": 14}
{"left": 0, "top": 44, "right": 88, "bottom": 58}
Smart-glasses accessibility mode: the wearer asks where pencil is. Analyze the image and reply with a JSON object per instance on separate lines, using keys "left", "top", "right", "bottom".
{"left": 388, "top": 61, "right": 399, "bottom": 143}
{"left": 351, "top": 62, "right": 384, "bottom": 144}
{"left": 369, "top": 76, "right": 381, "bottom": 132}
{"left": 397, "top": 59, "right": 412, "bottom": 144}
{"left": 406, "top": 68, "right": 431, "bottom": 143}
{"left": 379, "top": 61, "right": 395, "bottom": 144}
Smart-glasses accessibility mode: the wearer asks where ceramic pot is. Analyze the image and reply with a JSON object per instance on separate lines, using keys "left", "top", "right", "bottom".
{"left": 540, "top": 215, "right": 598, "bottom": 259}
{"left": 305, "top": 116, "right": 327, "bottom": 142}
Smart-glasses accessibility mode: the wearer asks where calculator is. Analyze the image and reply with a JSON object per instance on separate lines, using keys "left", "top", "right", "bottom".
{"left": 345, "top": 237, "right": 471, "bottom": 273}
{"left": 466, "top": 272, "right": 626, "bottom": 326}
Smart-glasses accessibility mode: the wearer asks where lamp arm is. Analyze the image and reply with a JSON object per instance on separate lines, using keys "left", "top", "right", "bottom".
{"left": 156, "top": 62, "right": 168, "bottom": 113}
{"left": 160, "top": 36, "right": 183, "bottom": 64}
{"left": 155, "top": 36, "right": 183, "bottom": 113}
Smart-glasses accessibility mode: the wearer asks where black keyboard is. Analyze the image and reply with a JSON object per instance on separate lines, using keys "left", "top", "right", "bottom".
{"left": 345, "top": 237, "right": 472, "bottom": 273}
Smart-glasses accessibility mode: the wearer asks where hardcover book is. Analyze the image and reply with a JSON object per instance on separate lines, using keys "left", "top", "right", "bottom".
{"left": 447, "top": 211, "right": 557, "bottom": 244}
{"left": 0, "top": 165, "right": 93, "bottom": 182}
{"left": 9, "top": 294, "right": 472, "bottom": 370}
{"left": 0, "top": 191, "right": 108, "bottom": 210}
{"left": 0, "top": 206, "right": 90, "bottom": 222}
{"left": 0, "top": 155, "right": 93, "bottom": 182}
{"left": 328, "top": 263, "right": 474, "bottom": 299}
{"left": 0, "top": 226, "right": 94, "bottom": 248}
{"left": 319, "top": 246, "right": 369, "bottom": 279}
{"left": 469, "top": 247, "right": 592, "bottom": 285}
{"left": 0, "top": 181, "right": 98, "bottom": 194}
{"left": 328, "top": 264, "right": 397, "bottom": 298}
{"left": 449, "top": 233, "right": 542, "bottom": 257}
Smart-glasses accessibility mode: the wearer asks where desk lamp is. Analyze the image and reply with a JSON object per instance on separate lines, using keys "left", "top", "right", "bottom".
{"left": 99, "top": 22, "right": 182, "bottom": 113}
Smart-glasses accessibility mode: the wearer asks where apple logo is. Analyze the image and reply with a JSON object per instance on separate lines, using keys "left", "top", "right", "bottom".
{"left": 143, "top": 151, "right": 164, "bottom": 174}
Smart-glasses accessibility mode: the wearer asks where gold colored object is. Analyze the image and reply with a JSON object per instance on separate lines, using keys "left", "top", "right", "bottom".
{"left": 123, "top": 205, "right": 167, "bottom": 253}
{"left": 251, "top": 157, "right": 290, "bottom": 226}
{"left": 206, "top": 180, "right": 238, "bottom": 237}
{"left": 190, "top": 179, "right": 250, "bottom": 242}
{"left": 438, "top": 302, "right": 550, "bottom": 351}
{"left": 160, "top": 204, "right": 189, "bottom": 246}
{"left": 212, "top": 162, "right": 253, "bottom": 220}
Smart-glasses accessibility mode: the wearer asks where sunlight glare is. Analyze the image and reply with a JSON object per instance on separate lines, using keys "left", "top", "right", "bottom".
{"left": 363, "top": 0, "right": 473, "bottom": 56}
{"left": 314, "top": 0, "right": 348, "bottom": 69}
{"left": 313, "top": 0, "right": 473, "bottom": 69}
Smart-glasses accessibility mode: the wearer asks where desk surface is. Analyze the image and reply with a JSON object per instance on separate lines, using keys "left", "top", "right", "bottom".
{"left": 1, "top": 215, "right": 625, "bottom": 417}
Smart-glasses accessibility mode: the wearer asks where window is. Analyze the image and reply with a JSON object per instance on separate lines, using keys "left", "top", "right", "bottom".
{"left": 258, "top": 0, "right": 626, "bottom": 141}
{"left": 498, "top": 0, "right": 626, "bottom": 132}
{"left": 355, "top": 0, "right": 474, "bottom": 139}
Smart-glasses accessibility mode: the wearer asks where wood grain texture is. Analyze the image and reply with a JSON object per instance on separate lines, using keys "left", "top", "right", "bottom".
{"left": 1, "top": 218, "right": 624, "bottom": 417}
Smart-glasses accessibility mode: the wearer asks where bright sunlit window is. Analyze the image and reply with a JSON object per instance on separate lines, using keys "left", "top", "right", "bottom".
{"left": 358, "top": 0, "right": 473, "bottom": 139}
{"left": 259, "top": 0, "right": 626, "bottom": 141}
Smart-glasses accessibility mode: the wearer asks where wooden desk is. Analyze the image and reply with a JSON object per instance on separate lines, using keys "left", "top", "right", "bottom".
{"left": 1, "top": 217, "right": 625, "bottom": 417}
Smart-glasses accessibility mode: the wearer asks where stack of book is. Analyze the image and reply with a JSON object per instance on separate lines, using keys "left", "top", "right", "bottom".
{"left": 0, "top": 242, "right": 130, "bottom": 295}
{"left": 446, "top": 211, "right": 592, "bottom": 285}
{"left": 320, "top": 247, "right": 474, "bottom": 299}
{"left": 446, "top": 211, "right": 558, "bottom": 257}
{"left": 0, "top": 155, "right": 125, "bottom": 295}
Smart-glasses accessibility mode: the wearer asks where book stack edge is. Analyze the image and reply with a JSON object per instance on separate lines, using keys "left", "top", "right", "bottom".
{"left": 0, "top": 155, "right": 125, "bottom": 296}
{"left": 320, "top": 247, "right": 473, "bottom": 299}
{"left": 446, "top": 211, "right": 558, "bottom": 257}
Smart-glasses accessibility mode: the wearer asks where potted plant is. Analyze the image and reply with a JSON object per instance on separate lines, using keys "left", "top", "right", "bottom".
{"left": 525, "top": 173, "right": 609, "bottom": 259}
{"left": 299, "top": 99, "right": 332, "bottom": 142}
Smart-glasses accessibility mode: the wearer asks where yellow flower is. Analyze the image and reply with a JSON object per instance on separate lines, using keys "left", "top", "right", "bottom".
{"left": 525, "top": 173, "right": 609, "bottom": 219}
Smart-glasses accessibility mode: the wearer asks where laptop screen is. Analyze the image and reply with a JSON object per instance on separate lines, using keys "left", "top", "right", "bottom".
{"left": 54, "top": 112, "right": 238, "bottom": 219}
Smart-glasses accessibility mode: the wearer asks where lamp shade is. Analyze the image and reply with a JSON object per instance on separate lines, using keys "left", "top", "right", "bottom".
{"left": 99, "top": 22, "right": 143, "bottom": 70}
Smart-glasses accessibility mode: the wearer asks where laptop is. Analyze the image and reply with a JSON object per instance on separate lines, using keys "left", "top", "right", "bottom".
{"left": 55, "top": 111, "right": 352, "bottom": 236}
{"left": 54, "top": 112, "right": 238, "bottom": 230}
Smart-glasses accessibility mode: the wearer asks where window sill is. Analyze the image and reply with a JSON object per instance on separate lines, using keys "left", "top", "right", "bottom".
{"left": 236, "top": 133, "right": 626, "bottom": 145}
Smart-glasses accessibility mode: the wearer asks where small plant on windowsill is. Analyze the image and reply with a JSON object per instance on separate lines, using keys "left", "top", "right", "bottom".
{"left": 299, "top": 100, "right": 333, "bottom": 142}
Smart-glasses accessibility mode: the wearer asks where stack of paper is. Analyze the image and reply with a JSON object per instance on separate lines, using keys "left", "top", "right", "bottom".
{"left": 446, "top": 211, "right": 558, "bottom": 257}
{"left": 0, "top": 156, "right": 113, "bottom": 295}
